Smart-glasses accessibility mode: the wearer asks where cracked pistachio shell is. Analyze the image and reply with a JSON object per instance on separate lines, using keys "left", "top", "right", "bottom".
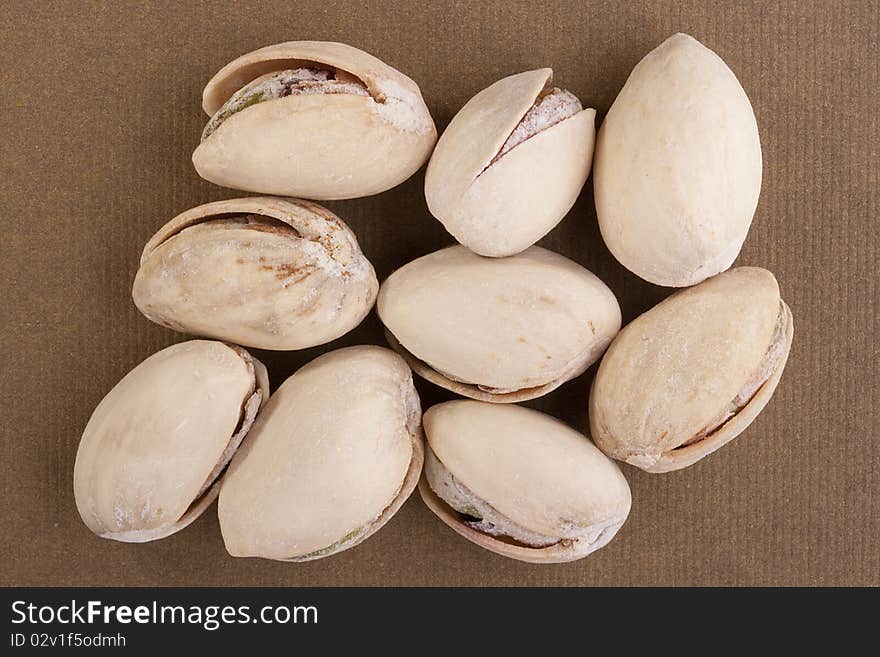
{"left": 218, "top": 346, "right": 423, "bottom": 561}
{"left": 420, "top": 401, "right": 631, "bottom": 564}
{"left": 73, "top": 340, "right": 268, "bottom": 542}
{"left": 425, "top": 68, "right": 595, "bottom": 257}
{"left": 590, "top": 267, "right": 793, "bottom": 473}
{"left": 193, "top": 41, "right": 437, "bottom": 200}
{"left": 132, "top": 197, "right": 378, "bottom": 351}
{"left": 594, "top": 33, "right": 762, "bottom": 287}
{"left": 377, "top": 245, "right": 621, "bottom": 402}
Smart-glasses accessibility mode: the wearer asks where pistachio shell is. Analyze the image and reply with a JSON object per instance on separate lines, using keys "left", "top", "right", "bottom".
{"left": 590, "top": 267, "right": 793, "bottom": 473}
{"left": 594, "top": 33, "right": 762, "bottom": 287}
{"left": 377, "top": 245, "right": 621, "bottom": 402}
{"left": 73, "top": 340, "right": 268, "bottom": 542}
{"left": 218, "top": 346, "right": 423, "bottom": 561}
{"left": 425, "top": 69, "right": 595, "bottom": 257}
{"left": 420, "top": 400, "right": 631, "bottom": 563}
{"left": 193, "top": 41, "right": 437, "bottom": 200}
{"left": 132, "top": 197, "right": 378, "bottom": 350}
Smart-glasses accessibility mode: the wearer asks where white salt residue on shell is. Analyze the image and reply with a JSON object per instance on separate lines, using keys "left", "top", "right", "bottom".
{"left": 424, "top": 69, "right": 595, "bottom": 257}
{"left": 193, "top": 41, "right": 437, "bottom": 200}
{"left": 489, "top": 88, "right": 583, "bottom": 167}
{"left": 589, "top": 267, "right": 793, "bottom": 473}
{"left": 424, "top": 447, "right": 560, "bottom": 547}
{"left": 133, "top": 198, "right": 378, "bottom": 351}
{"left": 372, "top": 75, "right": 436, "bottom": 134}
{"left": 202, "top": 68, "right": 371, "bottom": 140}
{"left": 74, "top": 340, "right": 268, "bottom": 543}
{"left": 419, "top": 400, "right": 631, "bottom": 563}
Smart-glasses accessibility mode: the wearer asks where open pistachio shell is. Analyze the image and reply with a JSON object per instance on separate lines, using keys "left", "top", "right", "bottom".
{"left": 594, "top": 33, "right": 762, "bottom": 287}
{"left": 425, "top": 68, "right": 595, "bottom": 257}
{"left": 132, "top": 197, "right": 377, "bottom": 351}
{"left": 377, "top": 245, "right": 621, "bottom": 402}
{"left": 73, "top": 340, "right": 268, "bottom": 542}
{"left": 193, "top": 41, "right": 437, "bottom": 200}
{"left": 590, "top": 267, "right": 793, "bottom": 473}
{"left": 218, "top": 346, "right": 423, "bottom": 561}
{"left": 420, "top": 400, "right": 631, "bottom": 563}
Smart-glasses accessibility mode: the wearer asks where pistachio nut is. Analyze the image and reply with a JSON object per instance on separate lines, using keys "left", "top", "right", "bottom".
{"left": 73, "top": 340, "right": 268, "bottom": 542}
{"left": 590, "top": 267, "right": 793, "bottom": 473}
{"left": 132, "top": 197, "right": 378, "bottom": 350}
{"left": 594, "top": 33, "right": 762, "bottom": 287}
{"left": 425, "top": 69, "right": 595, "bottom": 257}
{"left": 420, "top": 400, "right": 631, "bottom": 563}
{"left": 192, "top": 41, "right": 437, "bottom": 200}
{"left": 377, "top": 245, "right": 621, "bottom": 402}
{"left": 218, "top": 346, "right": 423, "bottom": 561}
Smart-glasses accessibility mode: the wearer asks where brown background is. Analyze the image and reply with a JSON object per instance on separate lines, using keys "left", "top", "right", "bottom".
{"left": 1, "top": 0, "right": 877, "bottom": 586}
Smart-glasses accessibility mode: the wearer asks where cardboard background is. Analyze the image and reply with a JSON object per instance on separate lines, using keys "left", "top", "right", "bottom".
{"left": 2, "top": 0, "right": 877, "bottom": 586}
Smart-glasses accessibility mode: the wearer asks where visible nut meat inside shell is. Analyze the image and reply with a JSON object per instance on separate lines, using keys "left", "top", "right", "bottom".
{"left": 73, "top": 340, "right": 268, "bottom": 543}
{"left": 419, "top": 400, "right": 632, "bottom": 563}
{"left": 425, "top": 68, "right": 596, "bottom": 257}
{"left": 218, "top": 346, "right": 423, "bottom": 562}
{"left": 486, "top": 87, "right": 583, "bottom": 169}
{"left": 132, "top": 196, "right": 378, "bottom": 351}
{"left": 201, "top": 68, "right": 370, "bottom": 140}
{"left": 377, "top": 245, "right": 621, "bottom": 402}
{"left": 590, "top": 267, "right": 793, "bottom": 473}
{"left": 593, "top": 33, "right": 762, "bottom": 287}
{"left": 193, "top": 41, "right": 437, "bottom": 200}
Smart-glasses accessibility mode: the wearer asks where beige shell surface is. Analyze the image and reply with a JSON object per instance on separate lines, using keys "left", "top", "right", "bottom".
{"left": 594, "top": 33, "right": 762, "bottom": 287}
{"left": 589, "top": 267, "right": 793, "bottom": 473}
{"left": 420, "top": 401, "right": 631, "bottom": 563}
{"left": 73, "top": 340, "right": 268, "bottom": 542}
{"left": 425, "top": 69, "right": 595, "bottom": 257}
{"left": 193, "top": 41, "right": 437, "bottom": 200}
{"left": 377, "top": 245, "right": 621, "bottom": 402}
{"left": 218, "top": 346, "right": 423, "bottom": 561}
{"left": 132, "top": 197, "right": 378, "bottom": 351}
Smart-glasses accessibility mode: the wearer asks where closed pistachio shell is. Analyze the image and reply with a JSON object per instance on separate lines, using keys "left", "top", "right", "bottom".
{"left": 193, "top": 41, "right": 437, "bottom": 200}
{"left": 420, "top": 400, "right": 631, "bottom": 563}
{"left": 594, "top": 33, "right": 762, "bottom": 287}
{"left": 425, "top": 68, "right": 595, "bottom": 257}
{"left": 378, "top": 245, "right": 621, "bottom": 402}
{"left": 73, "top": 340, "right": 268, "bottom": 542}
{"left": 590, "top": 267, "right": 793, "bottom": 473}
{"left": 218, "top": 346, "right": 423, "bottom": 561}
{"left": 132, "top": 197, "right": 378, "bottom": 350}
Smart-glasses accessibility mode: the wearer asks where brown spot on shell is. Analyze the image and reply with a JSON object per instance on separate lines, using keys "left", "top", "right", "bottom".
{"left": 271, "top": 262, "right": 317, "bottom": 287}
